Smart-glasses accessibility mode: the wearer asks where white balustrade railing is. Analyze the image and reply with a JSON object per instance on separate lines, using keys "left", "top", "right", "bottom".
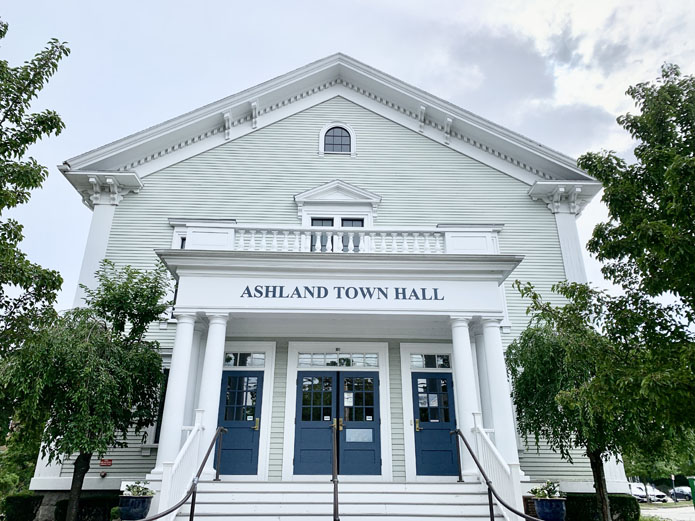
{"left": 231, "top": 226, "right": 446, "bottom": 254}
{"left": 157, "top": 409, "right": 205, "bottom": 521}
{"left": 472, "top": 417, "right": 524, "bottom": 521}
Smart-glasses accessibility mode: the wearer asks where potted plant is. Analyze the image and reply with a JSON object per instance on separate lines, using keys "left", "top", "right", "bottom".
{"left": 530, "top": 481, "right": 566, "bottom": 521}
{"left": 119, "top": 481, "right": 154, "bottom": 520}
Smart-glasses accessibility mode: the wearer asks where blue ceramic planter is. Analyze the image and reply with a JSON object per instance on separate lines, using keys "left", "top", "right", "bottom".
{"left": 534, "top": 498, "right": 566, "bottom": 521}
{"left": 119, "top": 496, "right": 153, "bottom": 520}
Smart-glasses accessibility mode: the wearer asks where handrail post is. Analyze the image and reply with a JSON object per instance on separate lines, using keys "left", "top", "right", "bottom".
{"left": 451, "top": 429, "right": 464, "bottom": 483}
{"left": 159, "top": 462, "right": 173, "bottom": 513}
{"left": 188, "top": 479, "right": 198, "bottom": 521}
{"left": 214, "top": 429, "right": 224, "bottom": 482}
{"left": 331, "top": 419, "right": 339, "bottom": 521}
{"left": 488, "top": 488, "right": 495, "bottom": 521}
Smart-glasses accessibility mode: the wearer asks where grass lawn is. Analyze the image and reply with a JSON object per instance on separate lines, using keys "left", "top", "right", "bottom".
{"left": 641, "top": 516, "right": 665, "bottom": 521}
{"left": 642, "top": 502, "right": 694, "bottom": 509}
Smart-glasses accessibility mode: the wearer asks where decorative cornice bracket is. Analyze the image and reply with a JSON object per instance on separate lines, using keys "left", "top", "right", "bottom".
{"left": 62, "top": 170, "right": 143, "bottom": 209}
{"left": 222, "top": 109, "right": 232, "bottom": 140}
{"left": 528, "top": 181, "right": 601, "bottom": 216}
{"left": 418, "top": 105, "right": 426, "bottom": 133}
{"left": 444, "top": 117, "right": 453, "bottom": 145}
{"left": 251, "top": 100, "right": 258, "bottom": 129}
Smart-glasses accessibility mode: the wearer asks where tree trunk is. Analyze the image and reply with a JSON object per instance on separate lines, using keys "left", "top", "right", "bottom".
{"left": 642, "top": 477, "right": 652, "bottom": 503}
{"left": 588, "top": 450, "right": 612, "bottom": 521}
{"left": 66, "top": 452, "right": 92, "bottom": 521}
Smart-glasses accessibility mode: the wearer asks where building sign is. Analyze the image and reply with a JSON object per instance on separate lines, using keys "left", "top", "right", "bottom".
{"left": 177, "top": 276, "right": 503, "bottom": 315}
{"left": 99, "top": 459, "right": 113, "bottom": 467}
{"left": 240, "top": 285, "right": 444, "bottom": 301}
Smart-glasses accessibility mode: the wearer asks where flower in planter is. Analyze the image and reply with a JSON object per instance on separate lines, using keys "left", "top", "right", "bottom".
{"left": 124, "top": 481, "right": 155, "bottom": 497}
{"left": 530, "top": 481, "right": 561, "bottom": 499}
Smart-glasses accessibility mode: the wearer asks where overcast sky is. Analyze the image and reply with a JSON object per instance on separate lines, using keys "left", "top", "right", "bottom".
{"left": 3, "top": 0, "right": 694, "bottom": 310}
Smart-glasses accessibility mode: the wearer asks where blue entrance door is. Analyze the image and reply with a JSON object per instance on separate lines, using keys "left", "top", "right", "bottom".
{"left": 411, "top": 372, "right": 458, "bottom": 476}
{"left": 216, "top": 370, "right": 264, "bottom": 475}
{"left": 294, "top": 371, "right": 381, "bottom": 475}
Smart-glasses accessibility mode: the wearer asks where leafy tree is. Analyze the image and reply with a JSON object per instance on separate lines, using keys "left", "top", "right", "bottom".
{"left": 506, "top": 281, "right": 695, "bottom": 521}
{"left": 0, "top": 19, "right": 69, "bottom": 435}
{"left": 0, "top": 261, "right": 171, "bottom": 521}
{"left": 623, "top": 433, "right": 695, "bottom": 501}
{"left": 578, "top": 64, "right": 695, "bottom": 314}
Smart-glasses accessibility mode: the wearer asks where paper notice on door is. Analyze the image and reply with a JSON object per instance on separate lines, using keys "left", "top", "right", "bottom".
{"left": 344, "top": 392, "right": 354, "bottom": 406}
{"left": 323, "top": 415, "right": 331, "bottom": 421}
{"left": 246, "top": 416, "right": 254, "bottom": 421}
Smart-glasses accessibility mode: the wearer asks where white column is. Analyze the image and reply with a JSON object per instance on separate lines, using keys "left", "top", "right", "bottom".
{"left": 153, "top": 313, "right": 197, "bottom": 472}
{"left": 474, "top": 331, "right": 493, "bottom": 430}
{"left": 450, "top": 316, "right": 480, "bottom": 478}
{"left": 183, "top": 328, "right": 204, "bottom": 428}
{"left": 73, "top": 202, "right": 117, "bottom": 306}
{"left": 197, "top": 314, "right": 229, "bottom": 475}
{"left": 481, "top": 318, "right": 519, "bottom": 465}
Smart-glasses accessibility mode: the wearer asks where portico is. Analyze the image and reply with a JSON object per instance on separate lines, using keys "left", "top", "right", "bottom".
{"left": 151, "top": 243, "right": 523, "bottom": 488}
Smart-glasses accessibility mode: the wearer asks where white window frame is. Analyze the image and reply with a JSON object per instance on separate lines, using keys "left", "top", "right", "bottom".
{"left": 318, "top": 121, "right": 357, "bottom": 157}
{"left": 282, "top": 342, "right": 392, "bottom": 482}
{"left": 218, "top": 341, "right": 276, "bottom": 481}
{"left": 400, "top": 342, "right": 461, "bottom": 482}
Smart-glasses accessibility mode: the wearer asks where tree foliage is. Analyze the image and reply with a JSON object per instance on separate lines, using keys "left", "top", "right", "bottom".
{"left": 0, "top": 261, "right": 171, "bottom": 521}
{"left": 578, "top": 64, "right": 695, "bottom": 314}
{"left": 506, "top": 280, "right": 695, "bottom": 521}
{"left": 0, "top": 19, "right": 69, "bottom": 368}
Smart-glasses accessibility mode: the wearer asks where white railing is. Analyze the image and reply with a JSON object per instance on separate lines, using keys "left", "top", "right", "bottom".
{"left": 170, "top": 220, "right": 504, "bottom": 256}
{"left": 472, "top": 414, "right": 524, "bottom": 521}
{"left": 157, "top": 409, "right": 205, "bottom": 521}
{"left": 233, "top": 226, "right": 446, "bottom": 254}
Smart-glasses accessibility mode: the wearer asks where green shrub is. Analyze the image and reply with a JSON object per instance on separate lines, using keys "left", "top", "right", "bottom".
{"left": 54, "top": 494, "right": 120, "bottom": 521}
{"left": 2, "top": 493, "right": 43, "bottom": 521}
{"left": 565, "top": 493, "right": 640, "bottom": 521}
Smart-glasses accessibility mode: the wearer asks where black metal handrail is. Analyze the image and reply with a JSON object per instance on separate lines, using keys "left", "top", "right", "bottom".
{"left": 451, "top": 429, "right": 542, "bottom": 521}
{"left": 331, "top": 418, "right": 340, "bottom": 521}
{"left": 142, "top": 426, "right": 228, "bottom": 521}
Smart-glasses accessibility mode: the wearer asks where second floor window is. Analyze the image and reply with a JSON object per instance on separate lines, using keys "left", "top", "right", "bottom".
{"left": 324, "top": 126, "right": 351, "bottom": 153}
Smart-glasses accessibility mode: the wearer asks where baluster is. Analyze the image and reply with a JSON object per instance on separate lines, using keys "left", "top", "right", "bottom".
{"left": 423, "top": 232, "right": 432, "bottom": 254}
{"left": 315, "top": 230, "right": 323, "bottom": 252}
{"left": 260, "top": 230, "right": 268, "bottom": 251}
{"left": 412, "top": 232, "right": 420, "bottom": 254}
{"left": 293, "top": 231, "right": 301, "bottom": 252}
{"left": 390, "top": 232, "right": 398, "bottom": 253}
{"left": 249, "top": 230, "right": 257, "bottom": 251}
{"left": 356, "top": 231, "right": 365, "bottom": 253}
{"left": 270, "top": 231, "right": 278, "bottom": 251}
{"left": 368, "top": 232, "right": 376, "bottom": 253}
{"left": 379, "top": 232, "right": 387, "bottom": 253}
{"left": 435, "top": 232, "right": 444, "bottom": 253}
{"left": 281, "top": 231, "right": 288, "bottom": 252}
{"left": 347, "top": 232, "right": 355, "bottom": 253}
{"left": 236, "top": 229, "right": 245, "bottom": 251}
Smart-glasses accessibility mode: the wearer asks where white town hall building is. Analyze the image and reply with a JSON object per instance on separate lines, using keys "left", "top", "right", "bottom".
{"left": 30, "top": 54, "right": 628, "bottom": 520}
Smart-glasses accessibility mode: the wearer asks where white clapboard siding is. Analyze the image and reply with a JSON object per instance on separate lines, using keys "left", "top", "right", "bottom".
{"left": 94, "top": 96, "right": 590, "bottom": 482}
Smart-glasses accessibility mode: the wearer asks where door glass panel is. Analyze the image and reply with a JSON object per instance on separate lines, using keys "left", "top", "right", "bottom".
{"left": 301, "top": 375, "right": 333, "bottom": 422}
{"left": 224, "top": 376, "right": 258, "bottom": 421}
{"left": 343, "top": 377, "right": 375, "bottom": 422}
{"left": 417, "top": 376, "right": 451, "bottom": 424}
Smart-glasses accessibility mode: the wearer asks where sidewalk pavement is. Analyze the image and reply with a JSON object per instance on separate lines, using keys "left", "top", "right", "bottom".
{"left": 642, "top": 505, "right": 695, "bottom": 521}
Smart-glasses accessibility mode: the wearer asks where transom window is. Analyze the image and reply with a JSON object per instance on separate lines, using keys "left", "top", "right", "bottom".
{"left": 324, "top": 126, "right": 351, "bottom": 153}
{"left": 410, "top": 354, "right": 451, "bottom": 369}
{"left": 298, "top": 352, "right": 379, "bottom": 367}
{"left": 224, "top": 352, "right": 266, "bottom": 368}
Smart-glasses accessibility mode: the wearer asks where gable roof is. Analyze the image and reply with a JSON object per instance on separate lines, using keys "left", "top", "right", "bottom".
{"left": 61, "top": 53, "right": 596, "bottom": 189}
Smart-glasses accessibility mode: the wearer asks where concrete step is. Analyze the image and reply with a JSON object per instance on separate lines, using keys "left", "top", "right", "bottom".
{"left": 172, "top": 480, "right": 503, "bottom": 520}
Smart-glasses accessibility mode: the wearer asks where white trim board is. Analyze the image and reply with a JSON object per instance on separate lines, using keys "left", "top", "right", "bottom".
{"left": 400, "top": 342, "right": 472, "bottom": 483}
{"left": 281, "top": 341, "right": 392, "bottom": 482}
{"left": 220, "top": 340, "right": 276, "bottom": 481}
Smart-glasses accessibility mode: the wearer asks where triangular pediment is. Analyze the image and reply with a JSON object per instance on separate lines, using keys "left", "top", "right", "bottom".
{"left": 294, "top": 180, "right": 381, "bottom": 205}
{"left": 61, "top": 53, "right": 599, "bottom": 196}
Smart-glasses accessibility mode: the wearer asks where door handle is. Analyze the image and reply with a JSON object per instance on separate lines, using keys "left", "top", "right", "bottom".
{"left": 415, "top": 419, "right": 421, "bottom": 432}
{"left": 251, "top": 418, "right": 260, "bottom": 431}
{"left": 332, "top": 418, "right": 337, "bottom": 430}
{"left": 339, "top": 418, "right": 344, "bottom": 431}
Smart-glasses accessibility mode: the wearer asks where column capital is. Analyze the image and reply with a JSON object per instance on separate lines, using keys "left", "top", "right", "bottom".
{"left": 206, "top": 313, "right": 229, "bottom": 326}
{"left": 174, "top": 313, "right": 197, "bottom": 325}
{"left": 449, "top": 315, "right": 473, "bottom": 327}
{"left": 480, "top": 318, "right": 503, "bottom": 328}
